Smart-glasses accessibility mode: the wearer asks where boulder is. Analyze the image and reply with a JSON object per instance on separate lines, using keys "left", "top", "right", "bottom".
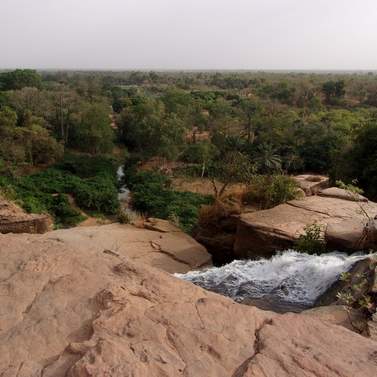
{"left": 314, "top": 256, "right": 377, "bottom": 307}
{"left": 0, "top": 197, "right": 52, "bottom": 234}
{"left": 312, "top": 256, "right": 377, "bottom": 339}
{"left": 293, "top": 174, "right": 330, "bottom": 195}
{"left": 0, "top": 232, "right": 377, "bottom": 377}
{"left": 319, "top": 187, "right": 368, "bottom": 202}
{"left": 235, "top": 195, "right": 377, "bottom": 258}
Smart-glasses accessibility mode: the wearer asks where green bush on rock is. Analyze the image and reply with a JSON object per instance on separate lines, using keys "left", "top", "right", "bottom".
{"left": 244, "top": 175, "right": 301, "bottom": 209}
{"left": 295, "top": 223, "right": 327, "bottom": 254}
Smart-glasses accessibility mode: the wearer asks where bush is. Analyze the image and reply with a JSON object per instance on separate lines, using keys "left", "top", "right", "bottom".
{"left": 0, "top": 155, "right": 119, "bottom": 227}
{"left": 295, "top": 223, "right": 326, "bottom": 254}
{"left": 127, "top": 170, "right": 212, "bottom": 233}
{"left": 198, "top": 199, "right": 242, "bottom": 231}
{"left": 244, "top": 175, "right": 301, "bottom": 209}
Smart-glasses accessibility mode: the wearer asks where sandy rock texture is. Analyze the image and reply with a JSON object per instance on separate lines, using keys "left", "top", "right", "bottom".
{"left": 235, "top": 194, "right": 377, "bottom": 258}
{"left": 44, "top": 223, "right": 212, "bottom": 273}
{"left": 0, "top": 197, "right": 52, "bottom": 234}
{"left": 293, "top": 174, "right": 330, "bottom": 195}
{"left": 0, "top": 230, "right": 377, "bottom": 377}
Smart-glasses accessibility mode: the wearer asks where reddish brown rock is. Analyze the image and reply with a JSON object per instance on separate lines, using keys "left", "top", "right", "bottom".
{"left": 325, "top": 218, "right": 377, "bottom": 250}
{"left": 235, "top": 195, "right": 377, "bottom": 258}
{"left": 0, "top": 197, "right": 52, "bottom": 234}
{"left": 45, "top": 223, "right": 212, "bottom": 273}
{"left": 319, "top": 187, "right": 368, "bottom": 202}
{"left": 293, "top": 174, "right": 330, "bottom": 195}
{"left": 303, "top": 305, "right": 368, "bottom": 333}
{"left": 0, "top": 231, "right": 376, "bottom": 377}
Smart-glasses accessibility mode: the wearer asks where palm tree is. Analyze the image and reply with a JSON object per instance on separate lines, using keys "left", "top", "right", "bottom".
{"left": 254, "top": 144, "right": 282, "bottom": 174}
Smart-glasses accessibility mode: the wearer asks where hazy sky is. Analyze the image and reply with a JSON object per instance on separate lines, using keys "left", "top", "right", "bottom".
{"left": 1, "top": 0, "right": 376, "bottom": 70}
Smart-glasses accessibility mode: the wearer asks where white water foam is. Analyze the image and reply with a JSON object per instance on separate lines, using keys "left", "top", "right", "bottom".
{"left": 117, "top": 166, "right": 131, "bottom": 202}
{"left": 176, "top": 250, "right": 369, "bottom": 307}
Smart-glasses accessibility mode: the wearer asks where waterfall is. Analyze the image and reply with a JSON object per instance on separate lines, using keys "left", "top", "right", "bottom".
{"left": 176, "top": 250, "right": 370, "bottom": 311}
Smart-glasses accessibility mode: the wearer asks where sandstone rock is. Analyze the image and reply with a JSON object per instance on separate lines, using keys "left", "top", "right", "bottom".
{"left": 235, "top": 202, "right": 324, "bottom": 258}
{"left": 293, "top": 174, "right": 330, "bottom": 195}
{"left": 326, "top": 218, "right": 377, "bottom": 250}
{"left": 235, "top": 195, "right": 377, "bottom": 258}
{"left": 0, "top": 197, "right": 52, "bottom": 234}
{"left": 368, "top": 313, "right": 377, "bottom": 341}
{"left": 319, "top": 187, "right": 368, "bottom": 202}
{"left": 194, "top": 202, "right": 240, "bottom": 265}
{"left": 303, "top": 305, "right": 368, "bottom": 333}
{"left": 144, "top": 217, "right": 181, "bottom": 233}
{"left": 0, "top": 232, "right": 377, "bottom": 377}
{"left": 45, "top": 223, "right": 212, "bottom": 273}
{"left": 315, "top": 257, "right": 377, "bottom": 307}
{"left": 195, "top": 232, "right": 236, "bottom": 265}
{"left": 372, "top": 265, "right": 377, "bottom": 294}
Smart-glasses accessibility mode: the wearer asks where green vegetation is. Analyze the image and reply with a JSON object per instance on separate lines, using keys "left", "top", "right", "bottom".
{"left": 0, "top": 155, "right": 118, "bottom": 228}
{"left": 69, "top": 102, "right": 114, "bottom": 154}
{"left": 125, "top": 169, "right": 212, "bottom": 233}
{"left": 0, "top": 69, "right": 42, "bottom": 90}
{"left": 295, "top": 223, "right": 326, "bottom": 254}
{"left": 1, "top": 69, "right": 377, "bottom": 233}
{"left": 245, "top": 175, "right": 301, "bottom": 209}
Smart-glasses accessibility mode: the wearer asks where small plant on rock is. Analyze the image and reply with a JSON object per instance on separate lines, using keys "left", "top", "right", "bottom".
{"left": 295, "top": 223, "right": 326, "bottom": 254}
{"left": 336, "top": 270, "right": 376, "bottom": 333}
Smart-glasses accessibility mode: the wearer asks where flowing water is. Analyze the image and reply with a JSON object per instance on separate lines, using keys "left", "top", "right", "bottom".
{"left": 176, "top": 250, "right": 368, "bottom": 312}
{"left": 117, "top": 165, "right": 131, "bottom": 202}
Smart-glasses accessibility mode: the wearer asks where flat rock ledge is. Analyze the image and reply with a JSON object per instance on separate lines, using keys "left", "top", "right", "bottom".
{"left": 0, "top": 198, "right": 52, "bottom": 234}
{"left": 0, "top": 232, "right": 377, "bottom": 377}
{"left": 235, "top": 193, "right": 377, "bottom": 258}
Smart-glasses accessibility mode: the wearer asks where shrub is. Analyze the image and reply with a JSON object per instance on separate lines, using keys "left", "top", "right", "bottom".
{"left": 198, "top": 199, "right": 241, "bottom": 231}
{"left": 295, "top": 223, "right": 326, "bottom": 254}
{"left": 244, "top": 175, "right": 301, "bottom": 209}
{"left": 127, "top": 170, "right": 212, "bottom": 233}
{"left": 0, "top": 154, "right": 119, "bottom": 227}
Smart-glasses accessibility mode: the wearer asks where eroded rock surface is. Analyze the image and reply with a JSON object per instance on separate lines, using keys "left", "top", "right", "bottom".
{"left": 235, "top": 194, "right": 377, "bottom": 258}
{"left": 45, "top": 223, "right": 212, "bottom": 273}
{"left": 0, "top": 197, "right": 52, "bottom": 234}
{"left": 293, "top": 174, "right": 329, "bottom": 195}
{"left": 319, "top": 187, "right": 368, "bottom": 202}
{"left": 0, "top": 232, "right": 376, "bottom": 377}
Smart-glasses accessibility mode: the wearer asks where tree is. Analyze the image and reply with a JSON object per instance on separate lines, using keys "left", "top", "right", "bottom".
{"left": 0, "top": 107, "right": 63, "bottom": 165}
{"left": 181, "top": 142, "right": 219, "bottom": 177}
{"left": 49, "top": 88, "right": 80, "bottom": 143}
{"left": 0, "top": 106, "right": 17, "bottom": 136}
{"left": 119, "top": 95, "right": 186, "bottom": 159}
{"left": 70, "top": 102, "right": 114, "bottom": 154}
{"left": 344, "top": 122, "right": 377, "bottom": 199}
{"left": 209, "top": 151, "right": 254, "bottom": 198}
{"left": 0, "top": 69, "right": 42, "bottom": 90}
{"left": 322, "top": 80, "right": 346, "bottom": 105}
{"left": 254, "top": 144, "right": 282, "bottom": 174}
{"left": 239, "top": 99, "right": 258, "bottom": 143}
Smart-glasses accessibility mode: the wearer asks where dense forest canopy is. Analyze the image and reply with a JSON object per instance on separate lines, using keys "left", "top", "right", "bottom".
{"left": 1, "top": 69, "right": 377, "bottom": 228}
